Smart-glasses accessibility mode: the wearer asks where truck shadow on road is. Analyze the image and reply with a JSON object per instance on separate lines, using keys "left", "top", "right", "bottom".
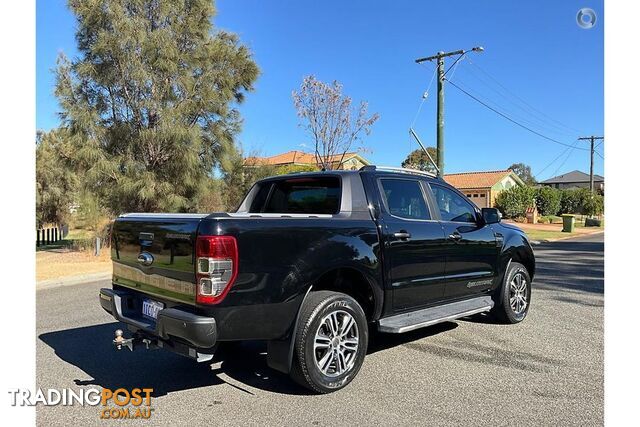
{"left": 39, "top": 322, "right": 305, "bottom": 396}
{"left": 39, "top": 321, "right": 456, "bottom": 397}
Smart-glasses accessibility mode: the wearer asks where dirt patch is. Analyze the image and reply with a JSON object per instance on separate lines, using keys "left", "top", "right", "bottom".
{"left": 36, "top": 250, "right": 112, "bottom": 282}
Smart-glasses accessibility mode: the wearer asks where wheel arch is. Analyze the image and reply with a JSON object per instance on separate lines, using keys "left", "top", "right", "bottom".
{"left": 267, "top": 265, "right": 382, "bottom": 375}
{"left": 309, "top": 266, "right": 383, "bottom": 322}
{"left": 501, "top": 232, "right": 536, "bottom": 280}
{"left": 511, "top": 247, "right": 535, "bottom": 279}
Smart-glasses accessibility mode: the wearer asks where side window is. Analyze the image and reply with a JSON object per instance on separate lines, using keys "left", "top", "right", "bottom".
{"left": 429, "top": 184, "right": 477, "bottom": 223}
{"left": 380, "top": 179, "right": 430, "bottom": 220}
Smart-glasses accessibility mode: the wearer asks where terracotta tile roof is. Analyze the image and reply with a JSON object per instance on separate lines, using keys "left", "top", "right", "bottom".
{"left": 244, "top": 151, "right": 360, "bottom": 166}
{"left": 444, "top": 170, "right": 515, "bottom": 189}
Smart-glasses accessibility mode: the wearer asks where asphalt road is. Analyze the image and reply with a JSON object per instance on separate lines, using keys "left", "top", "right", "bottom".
{"left": 36, "top": 233, "right": 604, "bottom": 426}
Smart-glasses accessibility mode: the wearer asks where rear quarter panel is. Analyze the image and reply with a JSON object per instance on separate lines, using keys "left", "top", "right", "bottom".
{"left": 197, "top": 215, "right": 382, "bottom": 340}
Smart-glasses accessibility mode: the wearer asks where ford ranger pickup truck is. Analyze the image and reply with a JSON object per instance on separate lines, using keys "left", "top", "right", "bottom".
{"left": 99, "top": 165, "right": 535, "bottom": 393}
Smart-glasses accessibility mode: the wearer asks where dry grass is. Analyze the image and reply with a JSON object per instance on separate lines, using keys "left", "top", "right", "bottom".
{"left": 36, "top": 249, "right": 112, "bottom": 282}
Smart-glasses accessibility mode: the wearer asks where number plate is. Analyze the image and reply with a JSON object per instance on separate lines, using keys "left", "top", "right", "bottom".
{"left": 142, "top": 299, "right": 164, "bottom": 320}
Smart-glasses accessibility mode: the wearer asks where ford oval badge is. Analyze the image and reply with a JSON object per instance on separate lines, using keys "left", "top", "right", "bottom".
{"left": 137, "top": 252, "right": 154, "bottom": 266}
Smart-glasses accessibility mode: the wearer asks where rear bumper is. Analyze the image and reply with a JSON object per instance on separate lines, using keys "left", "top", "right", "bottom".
{"left": 99, "top": 287, "right": 217, "bottom": 349}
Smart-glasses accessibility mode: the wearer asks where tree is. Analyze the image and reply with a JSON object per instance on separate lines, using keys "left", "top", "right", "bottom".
{"left": 495, "top": 186, "right": 536, "bottom": 218}
{"left": 534, "top": 186, "right": 561, "bottom": 216}
{"left": 36, "top": 128, "right": 78, "bottom": 226}
{"left": 402, "top": 147, "right": 438, "bottom": 173}
{"left": 508, "top": 163, "right": 536, "bottom": 185}
{"left": 560, "top": 189, "right": 582, "bottom": 214}
{"left": 197, "top": 176, "right": 226, "bottom": 213}
{"left": 292, "top": 76, "right": 379, "bottom": 170}
{"left": 582, "top": 193, "right": 604, "bottom": 217}
{"left": 218, "top": 145, "right": 276, "bottom": 211}
{"left": 273, "top": 164, "right": 318, "bottom": 175}
{"left": 55, "top": 0, "right": 259, "bottom": 214}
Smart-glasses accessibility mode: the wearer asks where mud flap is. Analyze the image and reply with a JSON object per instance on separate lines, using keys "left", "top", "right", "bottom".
{"left": 267, "top": 338, "right": 292, "bottom": 374}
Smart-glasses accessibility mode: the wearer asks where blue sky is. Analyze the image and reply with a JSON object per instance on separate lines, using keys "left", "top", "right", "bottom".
{"left": 36, "top": 0, "right": 603, "bottom": 179}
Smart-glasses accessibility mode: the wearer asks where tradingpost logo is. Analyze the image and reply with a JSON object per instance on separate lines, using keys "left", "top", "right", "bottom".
{"left": 8, "top": 387, "right": 154, "bottom": 420}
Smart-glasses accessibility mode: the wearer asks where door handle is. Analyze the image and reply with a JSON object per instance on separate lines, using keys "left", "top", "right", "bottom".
{"left": 448, "top": 232, "right": 462, "bottom": 241}
{"left": 393, "top": 231, "right": 411, "bottom": 240}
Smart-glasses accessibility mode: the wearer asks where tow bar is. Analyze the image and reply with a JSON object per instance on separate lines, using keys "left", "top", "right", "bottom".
{"left": 112, "top": 329, "right": 214, "bottom": 362}
{"left": 113, "top": 329, "right": 157, "bottom": 352}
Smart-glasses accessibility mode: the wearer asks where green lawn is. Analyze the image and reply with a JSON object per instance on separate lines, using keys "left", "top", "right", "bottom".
{"left": 524, "top": 229, "right": 576, "bottom": 242}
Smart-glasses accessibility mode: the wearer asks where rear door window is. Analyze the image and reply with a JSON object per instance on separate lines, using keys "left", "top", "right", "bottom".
{"left": 251, "top": 177, "right": 341, "bottom": 214}
{"left": 379, "top": 178, "right": 431, "bottom": 220}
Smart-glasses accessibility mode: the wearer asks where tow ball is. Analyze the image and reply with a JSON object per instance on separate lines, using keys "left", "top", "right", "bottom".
{"left": 113, "top": 329, "right": 134, "bottom": 351}
{"left": 113, "top": 329, "right": 157, "bottom": 351}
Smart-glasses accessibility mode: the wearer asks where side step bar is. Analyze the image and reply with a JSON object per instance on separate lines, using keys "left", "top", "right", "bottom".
{"left": 378, "top": 296, "right": 494, "bottom": 333}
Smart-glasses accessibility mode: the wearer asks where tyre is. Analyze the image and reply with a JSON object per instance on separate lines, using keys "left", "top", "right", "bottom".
{"left": 491, "top": 261, "right": 532, "bottom": 324}
{"left": 290, "top": 291, "right": 368, "bottom": 393}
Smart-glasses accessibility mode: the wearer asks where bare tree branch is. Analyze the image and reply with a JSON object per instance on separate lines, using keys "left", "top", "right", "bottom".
{"left": 292, "top": 76, "right": 379, "bottom": 170}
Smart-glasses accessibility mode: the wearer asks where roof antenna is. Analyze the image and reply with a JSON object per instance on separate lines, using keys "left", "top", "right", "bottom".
{"left": 409, "top": 128, "right": 440, "bottom": 175}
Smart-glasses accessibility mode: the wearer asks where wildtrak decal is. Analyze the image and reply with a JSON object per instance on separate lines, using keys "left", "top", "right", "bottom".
{"left": 466, "top": 279, "right": 492, "bottom": 288}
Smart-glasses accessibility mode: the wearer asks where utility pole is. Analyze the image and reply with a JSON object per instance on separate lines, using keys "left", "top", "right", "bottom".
{"left": 578, "top": 136, "right": 604, "bottom": 193}
{"left": 415, "top": 46, "right": 483, "bottom": 176}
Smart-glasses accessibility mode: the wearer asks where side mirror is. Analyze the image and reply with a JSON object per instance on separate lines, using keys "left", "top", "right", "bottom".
{"left": 481, "top": 207, "right": 502, "bottom": 224}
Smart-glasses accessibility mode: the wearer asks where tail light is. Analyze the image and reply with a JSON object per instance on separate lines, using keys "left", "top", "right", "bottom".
{"left": 195, "top": 235, "right": 238, "bottom": 304}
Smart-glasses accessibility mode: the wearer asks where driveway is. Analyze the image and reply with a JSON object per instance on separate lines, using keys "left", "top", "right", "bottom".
{"left": 36, "top": 234, "right": 604, "bottom": 426}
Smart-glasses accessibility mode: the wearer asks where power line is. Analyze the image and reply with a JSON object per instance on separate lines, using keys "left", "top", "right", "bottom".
{"left": 466, "top": 57, "right": 581, "bottom": 134}
{"left": 449, "top": 76, "right": 578, "bottom": 140}
{"left": 458, "top": 64, "right": 577, "bottom": 138}
{"left": 444, "top": 53, "right": 466, "bottom": 77}
{"left": 551, "top": 140, "right": 579, "bottom": 178}
{"left": 447, "top": 79, "right": 590, "bottom": 151}
{"left": 410, "top": 63, "right": 438, "bottom": 129}
{"left": 578, "top": 136, "right": 604, "bottom": 193}
{"left": 534, "top": 140, "right": 579, "bottom": 178}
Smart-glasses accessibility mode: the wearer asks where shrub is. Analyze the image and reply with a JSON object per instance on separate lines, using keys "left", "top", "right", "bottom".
{"left": 582, "top": 193, "right": 604, "bottom": 217}
{"left": 495, "top": 186, "right": 535, "bottom": 218}
{"left": 560, "top": 189, "right": 582, "bottom": 214}
{"left": 535, "top": 187, "right": 562, "bottom": 216}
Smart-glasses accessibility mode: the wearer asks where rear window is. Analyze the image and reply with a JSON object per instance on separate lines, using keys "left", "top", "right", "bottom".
{"left": 249, "top": 177, "right": 341, "bottom": 214}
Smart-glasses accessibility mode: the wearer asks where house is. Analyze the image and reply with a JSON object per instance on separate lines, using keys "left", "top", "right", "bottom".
{"left": 444, "top": 169, "right": 525, "bottom": 208}
{"left": 244, "top": 150, "right": 371, "bottom": 170}
{"left": 539, "top": 170, "right": 604, "bottom": 192}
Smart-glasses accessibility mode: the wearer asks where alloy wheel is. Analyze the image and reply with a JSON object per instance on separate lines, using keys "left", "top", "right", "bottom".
{"left": 509, "top": 271, "right": 529, "bottom": 315}
{"left": 313, "top": 310, "right": 359, "bottom": 377}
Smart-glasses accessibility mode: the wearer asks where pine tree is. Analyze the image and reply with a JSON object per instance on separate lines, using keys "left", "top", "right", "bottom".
{"left": 55, "top": 0, "right": 259, "bottom": 213}
{"left": 36, "top": 128, "right": 79, "bottom": 226}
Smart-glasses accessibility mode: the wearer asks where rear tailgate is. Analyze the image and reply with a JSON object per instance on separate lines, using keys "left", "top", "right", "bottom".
{"left": 111, "top": 213, "right": 207, "bottom": 305}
